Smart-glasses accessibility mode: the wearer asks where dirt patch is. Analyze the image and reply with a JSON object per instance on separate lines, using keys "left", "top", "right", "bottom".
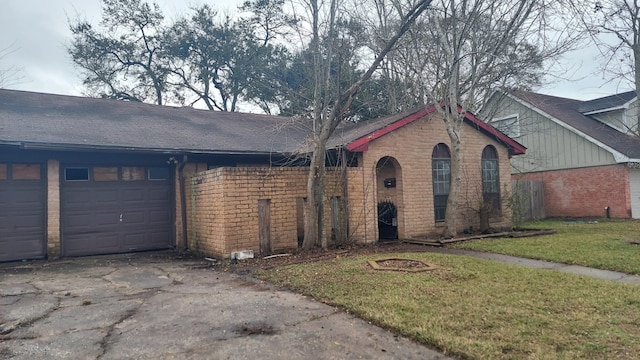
{"left": 627, "top": 239, "right": 640, "bottom": 245}
{"left": 0, "top": 346, "right": 13, "bottom": 358}
{"left": 376, "top": 258, "right": 425, "bottom": 268}
{"left": 234, "top": 323, "right": 278, "bottom": 336}
{"left": 226, "top": 242, "right": 432, "bottom": 273}
{"left": 368, "top": 258, "right": 438, "bottom": 272}
{"left": 213, "top": 228, "right": 554, "bottom": 274}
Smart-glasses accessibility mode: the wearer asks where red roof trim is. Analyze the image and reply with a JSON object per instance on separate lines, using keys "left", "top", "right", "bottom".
{"left": 346, "top": 106, "right": 436, "bottom": 152}
{"left": 346, "top": 105, "right": 526, "bottom": 156}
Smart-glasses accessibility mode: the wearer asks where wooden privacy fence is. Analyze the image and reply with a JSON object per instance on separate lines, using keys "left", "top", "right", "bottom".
{"left": 512, "top": 179, "right": 545, "bottom": 222}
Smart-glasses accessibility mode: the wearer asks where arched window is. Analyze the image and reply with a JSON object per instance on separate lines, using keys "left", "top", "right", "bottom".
{"left": 432, "top": 143, "right": 450, "bottom": 222}
{"left": 481, "top": 145, "right": 500, "bottom": 213}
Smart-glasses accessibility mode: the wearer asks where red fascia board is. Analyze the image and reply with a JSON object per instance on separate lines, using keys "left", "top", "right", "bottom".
{"left": 346, "top": 106, "right": 436, "bottom": 152}
{"left": 346, "top": 105, "right": 526, "bottom": 156}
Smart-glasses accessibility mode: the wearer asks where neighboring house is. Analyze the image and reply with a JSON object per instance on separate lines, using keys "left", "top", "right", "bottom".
{"left": 0, "top": 89, "right": 524, "bottom": 262}
{"left": 484, "top": 89, "right": 640, "bottom": 219}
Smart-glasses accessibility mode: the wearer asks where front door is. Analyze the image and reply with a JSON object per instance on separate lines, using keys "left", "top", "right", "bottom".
{"left": 377, "top": 201, "right": 398, "bottom": 240}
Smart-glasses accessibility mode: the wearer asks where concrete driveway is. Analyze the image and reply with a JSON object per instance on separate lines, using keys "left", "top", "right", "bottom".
{"left": 0, "top": 252, "right": 449, "bottom": 359}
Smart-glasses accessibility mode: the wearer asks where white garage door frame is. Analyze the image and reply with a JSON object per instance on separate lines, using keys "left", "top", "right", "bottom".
{"left": 628, "top": 168, "right": 640, "bottom": 219}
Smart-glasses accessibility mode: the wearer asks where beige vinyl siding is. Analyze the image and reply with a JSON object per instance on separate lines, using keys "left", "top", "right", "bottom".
{"left": 591, "top": 109, "right": 628, "bottom": 133}
{"left": 484, "top": 94, "right": 617, "bottom": 174}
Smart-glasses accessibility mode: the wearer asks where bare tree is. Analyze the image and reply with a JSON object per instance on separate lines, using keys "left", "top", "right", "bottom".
{"left": 0, "top": 41, "right": 24, "bottom": 88}
{"left": 373, "top": 0, "right": 578, "bottom": 237}
{"left": 569, "top": 1, "right": 639, "bottom": 91}
{"left": 568, "top": 0, "right": 639, "bottom": 134}
{"left": 299, "top": 0, "right": 433, "bottom": 249}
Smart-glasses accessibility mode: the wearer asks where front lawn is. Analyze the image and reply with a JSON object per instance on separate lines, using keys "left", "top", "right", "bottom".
{"left": 453, "top": 219, "right": 640, "bottom": 274}
{"left": 256, "top": 253, "right": 640, "bottom": 359}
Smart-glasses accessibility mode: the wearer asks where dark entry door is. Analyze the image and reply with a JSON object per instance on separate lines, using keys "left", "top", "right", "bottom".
{"left": 0, "top": 163, "right": 46, "bottom": 262}
{"left": 377, "top": 201, "right": 398, "bottom": 240}
{"left": 61, "top": 165, "right": 172, "bottom": 257}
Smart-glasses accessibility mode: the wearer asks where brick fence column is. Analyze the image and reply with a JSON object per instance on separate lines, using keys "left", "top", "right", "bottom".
{"left": 47, "top": 159, "right": 60, "bottom": 258}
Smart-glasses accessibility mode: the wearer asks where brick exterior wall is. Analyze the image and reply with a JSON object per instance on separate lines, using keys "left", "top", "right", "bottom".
{"left": 180, "top": 112, "right": 516, "bottom": 256}
{"left": 47, "top": 159, "right": 60, "bottom": 258}
{"left": 185, "top": 166, "right": 365, "bottom": 258}
{"left": 359, "top": 113, "right": 513, "bottom": 239}
{"left": 512, "top": 164, "right": 631, "bottom": 218}
{"left": 175, "top": 162, "right": 208, "bottom": 250}
{"left": 18, "top": 111, "right": 514, "bottom": 261}
{"left": 345, "top": 166, "right": 368, "bottom": 243}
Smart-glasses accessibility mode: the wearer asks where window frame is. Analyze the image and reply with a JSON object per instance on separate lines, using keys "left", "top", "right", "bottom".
{"left": 148, "top": 167, "right": 170, "bottom": 181}
{"left": 491, "top": 114, "right": 520, "bottom": 138}
{"left": 64, "top": 167, "right": 90, "bottom": 182}
{"left": 432, "top": 143, "right": 451, "bottom": 222}
{"left": 481, "top": 145, "right": 501, "bottom": 214}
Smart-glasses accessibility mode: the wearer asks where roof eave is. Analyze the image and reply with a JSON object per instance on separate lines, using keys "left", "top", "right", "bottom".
{"left": 0, "top": 140, "right": 289, "bottom": 157}
{"left": 582, "top": 102, "right": 632, "bottom": 115}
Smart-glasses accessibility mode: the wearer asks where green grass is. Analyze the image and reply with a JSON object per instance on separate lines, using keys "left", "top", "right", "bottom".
{"left": 452, "top": 219, "right": 640, "bottom": 274}
{"left": 256, "top": 253, "right": 640, "bottom": 359}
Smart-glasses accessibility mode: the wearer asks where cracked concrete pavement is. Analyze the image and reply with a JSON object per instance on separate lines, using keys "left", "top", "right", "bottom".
{"left": 0, "top": 253, "right": 450, "bottom": 360}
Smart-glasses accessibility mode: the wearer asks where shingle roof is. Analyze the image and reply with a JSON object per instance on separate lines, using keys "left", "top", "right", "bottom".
{"left": 578, "top": 90, "right": 636, "bottom": 114}
{"left": 509, "top": 89, "right": 640, "bottom": 159}
{"left": 0, "top": 89, "right": 309, "bottom": 154}
{"left": 327, "top": 108, "right": 420, "bottom": 149}
{"left": 0, "top": 89, "right": 525, "bottom": 157}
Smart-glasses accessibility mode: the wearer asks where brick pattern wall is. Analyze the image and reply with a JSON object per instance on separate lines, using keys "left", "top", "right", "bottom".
{"left": 175, "top": 162, "right": 208, "bottom": 250}
{"left": 512, "top": 164, "right": 631, "bottom": 218}
{"left": 47, "top": 159, "right": 60, "bottom": 258}
{"left": 186, "top": 167, "right": 365, "bottom": 258}
{"left": 360, "top": 114, "right": 513, "bottom": 239}
{"left": 345, "top": 165, "right": 368, "bottom": 243}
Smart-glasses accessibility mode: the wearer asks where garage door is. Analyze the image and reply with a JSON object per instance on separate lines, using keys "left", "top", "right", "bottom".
{"left": 629, "top": 168, "right": 640, "bottom": 219}
{"left": 0, "top": 163, "right": 46, "bottom": 262}
{"left": 61, "top": 165, "right": 173, "bottom": 256}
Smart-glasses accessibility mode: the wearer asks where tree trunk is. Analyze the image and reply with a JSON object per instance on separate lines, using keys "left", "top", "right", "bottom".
{"left": 302, "top": 0, "right": 324, "bottom": 251}
{"left": 634, "top": 44, "right": 640, "bottom": 130}
{"left": 302, "top": 134, "right": 328, "bottom": 250}
{"left": 444, "top": 122, "right": 462, "bottom": 238}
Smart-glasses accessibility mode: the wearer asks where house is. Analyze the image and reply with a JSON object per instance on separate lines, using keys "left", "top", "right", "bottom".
{"left": 0, "top": 89, "right": 524, "bottom": 262}
{"left": 484, "top": 89, "right": 640, "bottom": 219}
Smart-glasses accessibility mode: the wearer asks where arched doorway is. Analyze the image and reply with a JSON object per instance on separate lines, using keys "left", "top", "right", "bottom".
{"left": 375, "top": 156, "right": 403, "bottom": 241}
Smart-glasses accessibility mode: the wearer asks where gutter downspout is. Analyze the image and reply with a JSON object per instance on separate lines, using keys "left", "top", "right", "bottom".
{"left": 178, "top": 155, "right": 188, "bottom": 250}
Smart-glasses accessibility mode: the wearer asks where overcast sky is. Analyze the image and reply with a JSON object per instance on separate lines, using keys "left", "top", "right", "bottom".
{"left": 0, "top": 0, "right": 634, "bottom": 105}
